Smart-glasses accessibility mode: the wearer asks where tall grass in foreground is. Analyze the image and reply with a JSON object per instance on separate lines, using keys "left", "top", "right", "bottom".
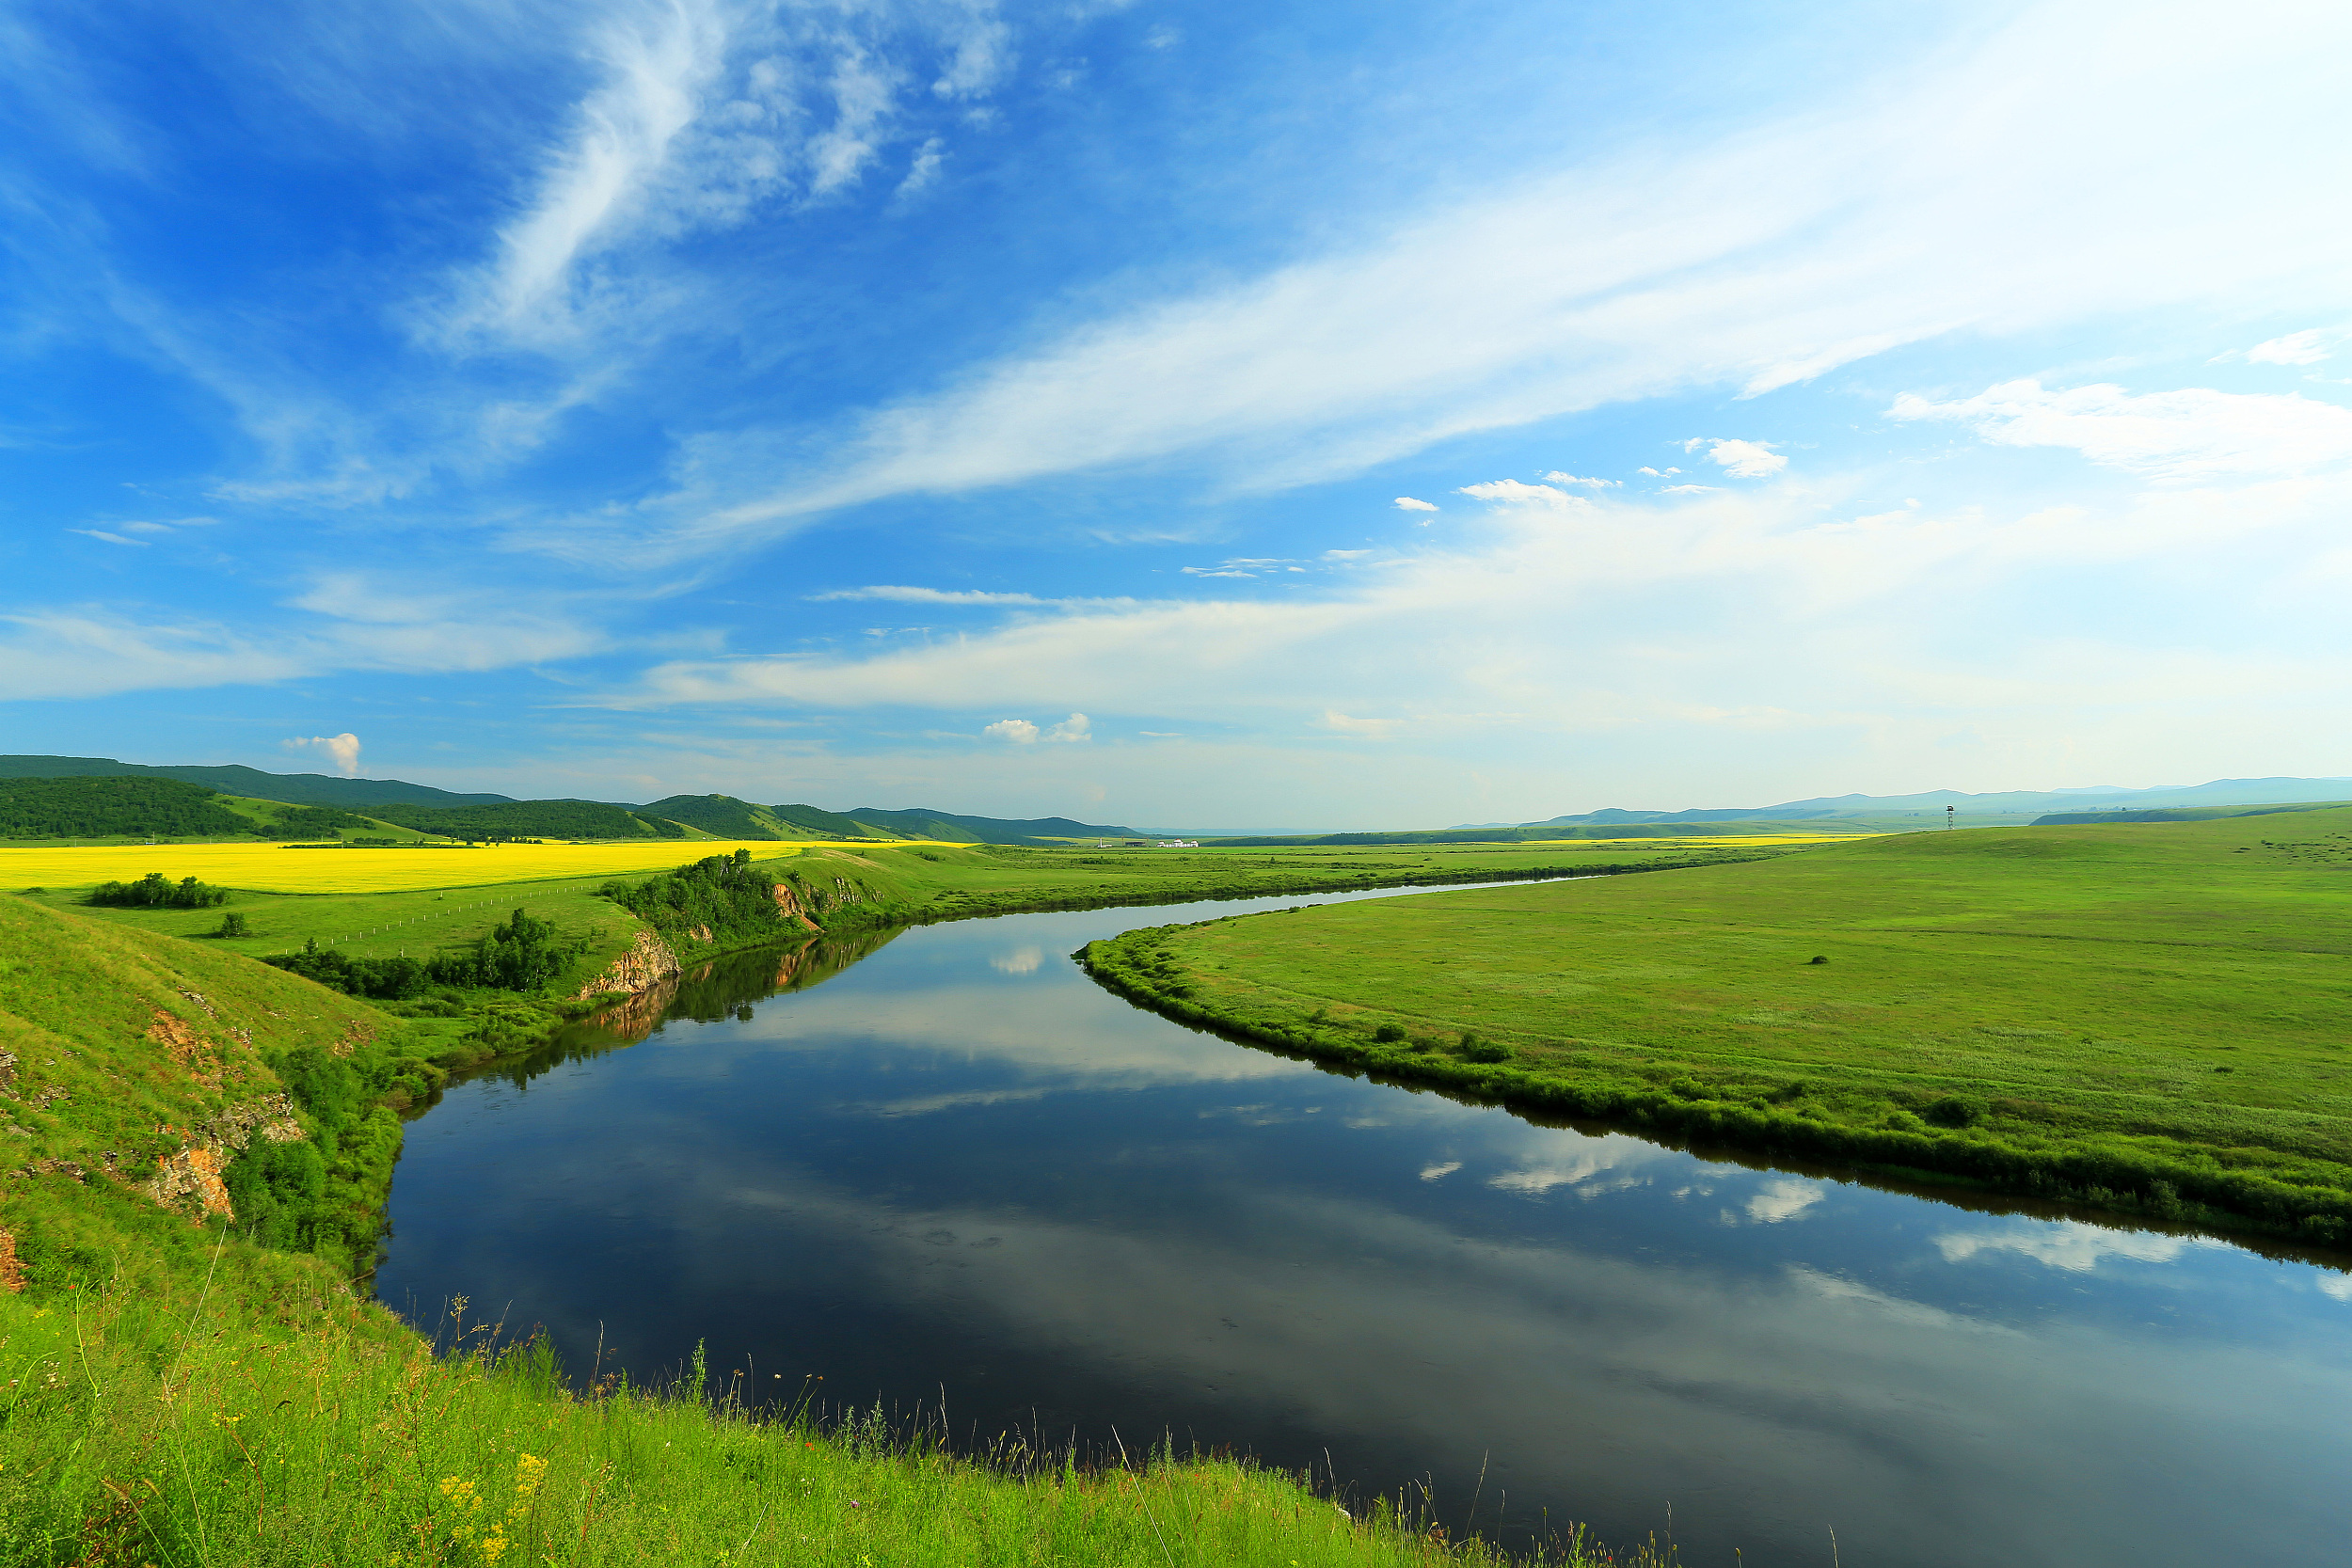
{"left": 0, "top": 1282, "right": 1658, "bottom": 1568}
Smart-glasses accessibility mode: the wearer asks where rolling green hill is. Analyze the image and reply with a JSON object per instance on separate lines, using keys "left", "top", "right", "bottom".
{"left": 0, "top": 752, "right": 511, "bottom": 807}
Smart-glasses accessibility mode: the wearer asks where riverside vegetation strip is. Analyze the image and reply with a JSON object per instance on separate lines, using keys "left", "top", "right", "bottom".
{"left": 0, "top": 837, "right": 1786, "bottom": 1563}
{"left": 1080, "top": 810, "right": 2352, "bottom": 1245}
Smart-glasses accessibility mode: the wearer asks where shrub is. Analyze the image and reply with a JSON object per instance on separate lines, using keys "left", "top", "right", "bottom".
{"left": 1373, "top": 1022, "right": 1406, "bottom": 1043}
{"left": 1926, "top": 1094, "right": 1989, "bottom": 1128}
{"left": 1454, "top": 1034, "right": 1509, "bottom": 1064}
{"left": 213, "top": 911, "right": 250, "bottom": 938}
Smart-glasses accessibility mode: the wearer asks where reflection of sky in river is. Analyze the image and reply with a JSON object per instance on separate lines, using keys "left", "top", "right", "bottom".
{"left": 381, "top": 890, "right": 2352, "bottom": 1568}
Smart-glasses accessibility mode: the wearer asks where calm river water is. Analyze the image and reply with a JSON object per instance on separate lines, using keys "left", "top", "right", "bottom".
{"left": 376, "top": 884, "right": 2352, "bottom": 1567}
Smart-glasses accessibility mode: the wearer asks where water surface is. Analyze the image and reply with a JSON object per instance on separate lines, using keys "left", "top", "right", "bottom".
{"left": 378, "top": 886, "right": 2352, "bottom": 1568}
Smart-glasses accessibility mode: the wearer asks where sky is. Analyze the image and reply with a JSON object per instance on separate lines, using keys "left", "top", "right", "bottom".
{"left": 3, "top": 0, "right": 2348, "bottom": 830}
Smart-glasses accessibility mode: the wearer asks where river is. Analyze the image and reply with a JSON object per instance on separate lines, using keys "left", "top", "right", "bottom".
{"left": 375, "top": 883, "right": 2352, "bottom": 1567}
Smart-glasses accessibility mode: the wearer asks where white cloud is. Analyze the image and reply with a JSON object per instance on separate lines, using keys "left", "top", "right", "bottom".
{"left": 1393, "top": 497, "right": 1438, "bottom": 512}
{"left": 585, "top": 1, "right": 2352, "bottom": 556}
{"left": 1637, "top": 466, "right": 1681, "bottom": 477}
{"left": 811, "top": 585, "right": 1049, "bottom": 605}
{"left": 1456, "top": 479, "right": 1581, "bottom": 510}
{"left": 1686, "top": 437, "right": 1788, "bottom": 478}
{"left": 285, "top": 732, "right": 363, "bottom": 777}
{"left": 1933, "top": 1221, "right": 2208, "bottom": 1273}
{"left": 433, "top": 0, "right": 1014, "bottom": 345}
{"left": 1889, "top": 379, "right": 2352, "bottom": 481}
{"left": 1660, "top": 483, "right": 1721, "bottom": 494}
{"left": 1419, "top": 1161, "right": 1461, "bottom": 1181}
{"left": 984, "top": 712, "right": 1089, "bottom": 744}
{"left": 1745, "top": 1178, "right": 1825, "bottom": 1224}
{"left": 2242, "top": 328, "right": 2339, "bottom": 366}
{"left": 1317, "top": 711, "right": 1403, "bottom": 739}
{"left": 68, "top": 529, "right": 151, "bottom": 546}
{"left": 1542, "top": 471, "right": 1618, "bottom": 488}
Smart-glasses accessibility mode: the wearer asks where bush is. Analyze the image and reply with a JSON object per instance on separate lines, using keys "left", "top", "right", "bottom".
{"left": 1453, "top": 1032, "right": 1509, "bottom": 1063}
{"left": 1926, "top": 1094, "right": 1989, "bottom": 1128}
{"left": 87, "top": 872, "right": 230, "bottom": 909}
{"left": 213, "top": 911, "right": 250, "bottom": 938}
{"left": 1373, "top": 1022, "right": 1406, "bottom": 1043}
{"left": 262, "top": 941, "right": 431, "bottom": 1000}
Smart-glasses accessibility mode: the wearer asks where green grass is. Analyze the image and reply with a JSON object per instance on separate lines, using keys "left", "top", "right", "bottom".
{"left": 0, "top": 1279, "right": 1646, "bottom": 1568}
{"left": 0, "top": 893, "right": 1650, "bottom": 1565}
{"left": 1080, "top": 811, "right": 2352, "bottom": 1243}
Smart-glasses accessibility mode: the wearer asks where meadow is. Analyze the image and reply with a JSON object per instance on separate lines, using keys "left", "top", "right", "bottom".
{"left": 1081, "top": 810, "right": 2352, "bottom": 1243}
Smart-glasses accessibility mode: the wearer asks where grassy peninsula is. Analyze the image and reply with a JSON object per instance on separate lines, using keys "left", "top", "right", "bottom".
{"left": 1080, "top": 811, "right": 2352, "bottom": 1244}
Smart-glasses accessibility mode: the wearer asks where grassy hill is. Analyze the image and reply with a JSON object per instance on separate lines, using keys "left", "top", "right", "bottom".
{"left": 1082, "top": 809, "right": 2352, "bottom": 1244}
{"left": 0, "top": 775, "right": 429, "bottom": 843}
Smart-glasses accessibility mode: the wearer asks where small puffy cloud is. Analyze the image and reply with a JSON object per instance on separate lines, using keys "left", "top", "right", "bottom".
{"left": 1661, "top": 483, "right": 1721, "bottom": 494}
{"left": 984, "top": 713, "right": 1089, "bottom": 744}
{"left": 1637, "top": 466, "right": 1682, "bottom": 477}
{"left": 1392, "top": 497, "right": 1438, "bottom": 512}
{"left": 1888, "top": 378, "right": 2352, "bottom": 481}
{"left": 1684, "top": 437, "right": 1788, "bottom": 478}
{"left": 1456, "top": 479, "right": 1581, "bottom": 510}
{"left": 285, "top": 733, "right": 362, "bottom": 776}
{"left": 1542, "top": 471, "right": 1618, "bottom": 488}
{"left": 2242, "top": 328, "right": 2338, "bottom": 366}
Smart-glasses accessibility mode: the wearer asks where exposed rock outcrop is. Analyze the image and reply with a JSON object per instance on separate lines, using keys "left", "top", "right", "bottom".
{"left": 147, "top": 1093, "right": 306, "bottom": 1222}
{"left": 573, "top": 928, "right": 683, "bottom": 1001}
{"left": 771, "top": 881, "right": 821, "bottom": 931}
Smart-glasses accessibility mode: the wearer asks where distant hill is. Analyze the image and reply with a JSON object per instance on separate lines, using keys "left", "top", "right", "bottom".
{"left": 768, "top": 803, "right": 897, "bottom": 839}
{"left": 634, "top": 795, "right": 892, "bottom": 841}
{"left": 1518, "top": 776, "right": 2352, "bottom": 831}
{"left": 838, "top": 807, "right": 1145, "bottom": 846}
{"left": 366, "top": 800, "right": 682, "bottom": 841}
{"left": 0, "top": 754, "right": 511, "bottom": 808}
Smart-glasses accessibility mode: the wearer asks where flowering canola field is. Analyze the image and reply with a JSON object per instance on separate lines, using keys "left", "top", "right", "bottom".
{"left": 0, "top": 839, "right": 906, "bottom": 895}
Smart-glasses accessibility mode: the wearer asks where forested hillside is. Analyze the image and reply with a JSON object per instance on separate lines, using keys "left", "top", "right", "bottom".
{"left": 0, "top": 775, "right": 251, "bottom": 839}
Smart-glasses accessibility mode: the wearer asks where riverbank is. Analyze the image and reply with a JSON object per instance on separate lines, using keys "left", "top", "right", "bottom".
{"left": 1078, "top": 812, "right": 2352, "bottom": 1246}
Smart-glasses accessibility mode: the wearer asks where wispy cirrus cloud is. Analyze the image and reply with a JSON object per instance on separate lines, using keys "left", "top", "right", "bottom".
{"left": 1889, "top": 380, "right": 2352, "bottom": 482}
{"left": 554, "top": 0, "right": 2352, "bottom": 561}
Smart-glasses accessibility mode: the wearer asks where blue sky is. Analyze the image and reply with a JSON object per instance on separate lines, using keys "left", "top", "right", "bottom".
{"left": 4, "top": 0, "right": 2348, "bottom": 828}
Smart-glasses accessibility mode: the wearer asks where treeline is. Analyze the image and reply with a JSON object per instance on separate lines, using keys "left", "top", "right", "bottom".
{"left": 88, "top": 871, "right": 231, "bottom": 909}
{"left": 369, "top": 800, "right": 685, "bottom": 841}
{"left": 0, "top": 775, "right": 250, "bottom": 839}
{"left": 262, "top": 909, "right": 589, "bottom": 1000}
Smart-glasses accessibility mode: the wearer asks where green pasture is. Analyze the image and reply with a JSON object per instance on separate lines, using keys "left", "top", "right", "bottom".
{"left": 1085, "top": 810, "right": 2352, "bottom": 1241}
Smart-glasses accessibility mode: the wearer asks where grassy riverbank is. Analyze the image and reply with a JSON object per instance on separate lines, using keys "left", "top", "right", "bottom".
{"left": 1080, "top": 812, "right": 2352, "bottom": 1243}
{"left": 0, "top": 889, "right": 1664, "bottom": 1564}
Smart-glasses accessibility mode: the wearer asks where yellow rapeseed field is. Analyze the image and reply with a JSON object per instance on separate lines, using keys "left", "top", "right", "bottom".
{"left": 0, "top": 839, "right": 909, "bottom": 894}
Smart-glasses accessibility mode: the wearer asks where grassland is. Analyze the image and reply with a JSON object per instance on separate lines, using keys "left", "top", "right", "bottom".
{"left": 0, "top": 892, "right": 1648, "bottom": 1566}
{"left": 1081, "top": 810, "right": 2352, "bottom": 1244}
